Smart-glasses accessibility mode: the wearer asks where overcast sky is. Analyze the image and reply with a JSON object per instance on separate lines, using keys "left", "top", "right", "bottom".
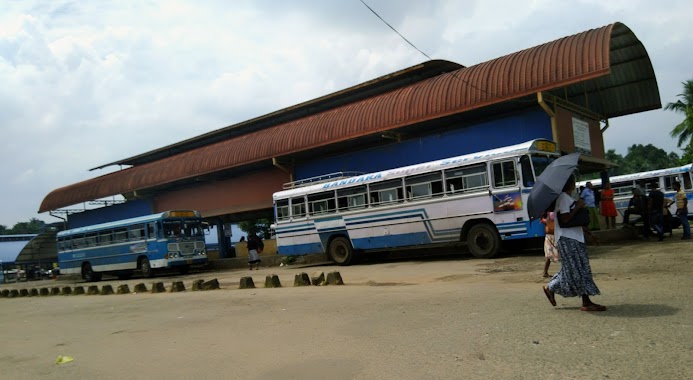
{"left": 1, "top": 0, "right": 691, "bottom": 227}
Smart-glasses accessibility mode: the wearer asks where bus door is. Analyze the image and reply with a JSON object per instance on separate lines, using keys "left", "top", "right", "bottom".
{"left": 489, "top": 159, "right": 524, "bottom": 225}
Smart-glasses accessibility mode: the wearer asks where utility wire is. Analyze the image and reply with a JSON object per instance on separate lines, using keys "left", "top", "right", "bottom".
{"left": 359, "top": 0, "right": 432, "bottom": 60}
{"left": 358, "top": 0, "right": 535, "bottom": 103}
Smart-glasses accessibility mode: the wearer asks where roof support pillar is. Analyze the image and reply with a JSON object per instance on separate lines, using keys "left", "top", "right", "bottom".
{"left": 537, "top": 92, "right": 560, "bottom": 151}
{"left": 272, "top": 158, "right": 293, "bottom": 183}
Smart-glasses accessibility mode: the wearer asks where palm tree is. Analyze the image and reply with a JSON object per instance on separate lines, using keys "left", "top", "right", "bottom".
{"left": 665, "top": 79, "right": 693, "bottom": 148}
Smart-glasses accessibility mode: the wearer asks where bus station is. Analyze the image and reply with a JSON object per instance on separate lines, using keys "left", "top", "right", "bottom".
{"left": 38, "top": 22, "right": 661, "bottom": 266}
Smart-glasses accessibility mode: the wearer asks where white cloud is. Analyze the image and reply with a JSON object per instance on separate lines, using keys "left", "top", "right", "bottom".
{"left": 0, "top": 0, "right": 691, "bottom": 226}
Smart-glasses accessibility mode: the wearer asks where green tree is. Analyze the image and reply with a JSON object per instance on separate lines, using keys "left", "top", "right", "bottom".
{"left": 7, "top": 218, "right": 46, "bottom": 234}
{"left": 621, "top": 144, "right": 680, "bottom": 173}
{"left": 665, "top": 79, "right": 693, "bottom": 148}
{"left": 604, "top": 149, "right": 626, "bottom": 176}
{"left": 237, "top": 219, "right": 272, "bottom": 240}
{"left": 0, "top": 224, "right": 7, "bottom": 235}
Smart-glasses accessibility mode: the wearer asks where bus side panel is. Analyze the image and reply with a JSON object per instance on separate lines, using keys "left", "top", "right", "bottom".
{"left": 275, "top": 222, "right": 324, "bottom": 256}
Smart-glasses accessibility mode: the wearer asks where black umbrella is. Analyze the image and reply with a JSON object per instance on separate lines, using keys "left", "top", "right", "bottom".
{"left": 527, "top": 152, "right": 581, "bottom": 220}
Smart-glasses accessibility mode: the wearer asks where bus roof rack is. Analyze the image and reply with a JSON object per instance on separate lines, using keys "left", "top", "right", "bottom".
{"left": 283, "top": 172, "right": 365, "bottom": 189}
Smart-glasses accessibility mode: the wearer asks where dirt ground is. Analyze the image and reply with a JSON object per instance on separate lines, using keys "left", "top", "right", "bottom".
{"left": 1, "top": 234, "right": 692, "bottom": 380}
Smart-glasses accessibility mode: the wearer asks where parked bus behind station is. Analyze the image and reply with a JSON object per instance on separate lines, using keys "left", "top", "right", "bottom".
{"left": 272, "top": 139, "right": 566, "bottom": 265}
{"left": 579, "top": 164, "right": 693, "bottom": 222}
{"left": 57, "top": 210, "right": 208, "bottom": 281}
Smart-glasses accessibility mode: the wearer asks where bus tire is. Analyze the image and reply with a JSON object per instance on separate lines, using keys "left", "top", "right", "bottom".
{"left": 140, "top": 257, "right": 155, "bottom": 278}
{"left": 178, "top": 265, "right": 190, "bottom": 275}
{"left": 81, "top": 263, "right": 101, "bottom": 282}
{"left": 328, "top": 237, "right": 354, "bottom": 266}
{"left": 467, "top": 223, "right": 501, "bottom": 259}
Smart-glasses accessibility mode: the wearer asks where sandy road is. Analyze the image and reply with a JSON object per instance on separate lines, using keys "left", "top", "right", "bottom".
{"left": 1, "top": 237, "right": 692, "bottom": 380}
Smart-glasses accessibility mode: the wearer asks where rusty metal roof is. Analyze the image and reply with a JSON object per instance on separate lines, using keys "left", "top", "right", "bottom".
{"left": 89, "top": 60, "right": 464, "bottom": 171}
{"left": 39, "top": 22, "right": 660, "bottom": 213}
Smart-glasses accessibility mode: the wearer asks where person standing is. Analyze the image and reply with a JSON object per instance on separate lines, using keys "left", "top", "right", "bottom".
{"left": 246, "top": 234, "right": 262, "bottom": 270}
{"left": 600, "top": 182, "right": 618, "bottom": 229}
{"left": 673, "top": 182, "right": 691, "bottom": 240}
{"left": 543, "top": 175, "right": 605, "bottom": 312}
{"left": 648, "top": 185, "right": 665, "bottom": 241}
{"left": 580, "top": 182, "right": 600, "bottom": 231}
{"left": 541, "top": 211, "right": 559, "bottom": 278}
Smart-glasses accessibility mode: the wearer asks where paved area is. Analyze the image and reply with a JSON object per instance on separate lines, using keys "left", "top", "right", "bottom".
{"left": 1, "top": 234, "right": 691, "bottom": 380}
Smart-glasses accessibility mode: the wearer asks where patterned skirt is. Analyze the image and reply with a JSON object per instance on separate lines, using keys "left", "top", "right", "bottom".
{"left": 547, "top": 237, "right": 600, "bottom": 298}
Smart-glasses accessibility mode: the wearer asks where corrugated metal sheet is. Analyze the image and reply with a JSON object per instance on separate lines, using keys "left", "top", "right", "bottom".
{"left": 39, "top": 22, "right": 660, "bottom": 212}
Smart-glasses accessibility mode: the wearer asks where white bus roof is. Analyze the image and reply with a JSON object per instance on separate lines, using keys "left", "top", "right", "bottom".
{"left": 57, "top": 210, "right": 201, "bottom": 237}
{"left": 579, "top": 163, "right": 693, "bottom": 187}
{"left": 274, "top": 139, "right": 558, "bottom": 199}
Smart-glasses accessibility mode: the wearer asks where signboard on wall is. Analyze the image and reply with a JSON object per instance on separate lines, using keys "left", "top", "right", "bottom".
{"left": 572, "top": 117, "right": 591, "bottom": 154}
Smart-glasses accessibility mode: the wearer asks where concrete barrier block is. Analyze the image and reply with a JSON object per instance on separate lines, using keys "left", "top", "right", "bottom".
{"left": 294, "top": 272, "right": 311, "bottom": 287}
{"left": 264, "top": 274, "right": 282, "bottom": 288}
{"left": 61, "top": 287, "right": 73, "bottom": 295}
{"left": 86, "top": 285, "right": 100, "bottom": 295}
{"left": 73, "top": 286, "right": 85, "bottom": 295}
{"left": 9, "top": 289, "right": 19, "bottom": 298}
{"left": 30, "top": 288, "right": 39, "bottom": 297}
{"left": 170, "top": 281, "right": 186, "bottom": 292}
{"left": 19, "top": 289, "right": 29, "bottom": 297}
{"left": 151, "top": 282, "right": 166, "bottom": 293}
{"left": 192, "top": 279, "right": 204, "bottom": 291}
{"left": 1, "top": 289, "right": 9, "bottom": 297}
{"left": 39, "top": 288, "right": 50, "bottom": 296}
{"left": 100, "top": 285, "right": 115, "bottom": 295}
{"left": 117, "top": 285, "right": 130, "bottom": 294}
{"left": 239, "top": 277, "right": 255, "bottom": 289}
{"left": 311, "top": 271, "right": 325, "bottom": 286}
{"left": 51, "top": 287, "right": 61, "bottom": 295}
{"left": 202, "top": 278, "right": 220, "bottom": 290}
{"left": 325, "top": 271, "right": 344, "bottom": 285}
{"left": 133, "top": 283, "right": 148, "bottom": 293}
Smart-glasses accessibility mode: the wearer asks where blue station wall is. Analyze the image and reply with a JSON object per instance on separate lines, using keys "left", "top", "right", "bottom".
{"left": 295, "top": 108, "right": 552, "bottom": 179}
{"left": 67, "top": 199, "right": 154, "bottom": 229}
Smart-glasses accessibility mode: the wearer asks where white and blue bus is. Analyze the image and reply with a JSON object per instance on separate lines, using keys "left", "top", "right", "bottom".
{"left": 272, "top": 139, "right": 561, "bottom": 264}
{"left": 580, "top": 164, "right": 693, "bottom": 221}
{"left": 58, "top": 210, "right": 208, "bottom": 281}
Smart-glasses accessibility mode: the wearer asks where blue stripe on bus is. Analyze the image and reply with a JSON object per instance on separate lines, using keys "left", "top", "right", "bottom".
{"left": 352, "top": 232, "right": 431, "bottom": 249}
{"left": 278, "top": 242, "right": 324, "bottom": 256}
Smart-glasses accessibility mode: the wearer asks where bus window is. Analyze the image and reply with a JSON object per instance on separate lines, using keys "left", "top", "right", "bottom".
{"left": 114, "top": 227, "right": 128, "bottom": 242}
{"left": 85, "top": 233, "right": 98, "bottom": 247}
{"left": 520, "top": 155, "right": 534, "bottom": 187}
{"left": 684, "top": 173, "right": 693, "bottom": 190}
{"left": 276, "top": 199, "right": 290, "bottom": 221}
{"left": 337, "top": 185, "right": 367, "bottom": 211}
{"left": 129, "top": 224, "right": 145, "bottom": 241}
{"left": 445, "top": 164, "right": 488, "bottom": 193}
{"left": 405, "top": 172, "right": 443, "bottom": 200}
{"left": 292, "top": 197, "right": 307, "bottom": 218}
{"left": 98, "top": 230, "right": 112, "bottom": 246}
{"left": 492, "top": 160, "right": 517, "bottom": 188}
{"left": 664, "top": 175, "right": 680, "bottom": 191}
{"left": 370, "top": 179, "right": 403, "bottom": 206}
{"left": 308, "top": 191, "right": 336, "bottom": 215}
{"left": 147, "top": 222, "right": 157, "bottom": 239}
{"left": 611, "top": 181, "right": 634, "bottom": 197}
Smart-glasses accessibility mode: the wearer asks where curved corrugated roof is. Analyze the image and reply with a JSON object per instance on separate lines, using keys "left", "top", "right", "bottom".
{"left": 39, "top": 22, "right": 660, "bottom": 213}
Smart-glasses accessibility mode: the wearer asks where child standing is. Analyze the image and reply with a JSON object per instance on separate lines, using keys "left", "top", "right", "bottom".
{"left": 541, "top": 211, "right": 559, "bottom": 277}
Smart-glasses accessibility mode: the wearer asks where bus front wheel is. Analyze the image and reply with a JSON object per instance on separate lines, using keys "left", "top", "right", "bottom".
{"left": 467, "top": 224, "right": 501, "bottom": 259}
{"left": 82, "top": 263, "right": 102, "bottom": 282}
{"left": 328, "top": 237, "right": 354, "bottom": 266}
{"left": 140, "top": 257, "right": 155, "bottom": 278}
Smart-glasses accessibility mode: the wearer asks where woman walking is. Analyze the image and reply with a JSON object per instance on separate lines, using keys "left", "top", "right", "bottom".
{"left": 600, "top": 182, "right": 617, "bottom": 229}
{"left": 543, "top": 175, "right": 606, "bottom": 312}
{"left": 541, "top": 211, "right": 559, "bottom": 277}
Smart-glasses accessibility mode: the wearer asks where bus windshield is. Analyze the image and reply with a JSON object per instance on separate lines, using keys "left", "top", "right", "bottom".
{"left": 162, "top": 220, "right": 205, "bottom": 238}
{"left": 531, "top": 155, "right": 555, "bottom": 178}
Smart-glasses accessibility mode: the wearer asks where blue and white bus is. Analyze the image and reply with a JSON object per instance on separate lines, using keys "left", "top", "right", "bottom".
{"left": 58, "top": 210, "right": 208, "bottom": 281}
{"left": 272, "top": 139, "right": 561, "bottom": 264}
{"left": 580, "top": 164, "right": 693, "bottom": 221}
